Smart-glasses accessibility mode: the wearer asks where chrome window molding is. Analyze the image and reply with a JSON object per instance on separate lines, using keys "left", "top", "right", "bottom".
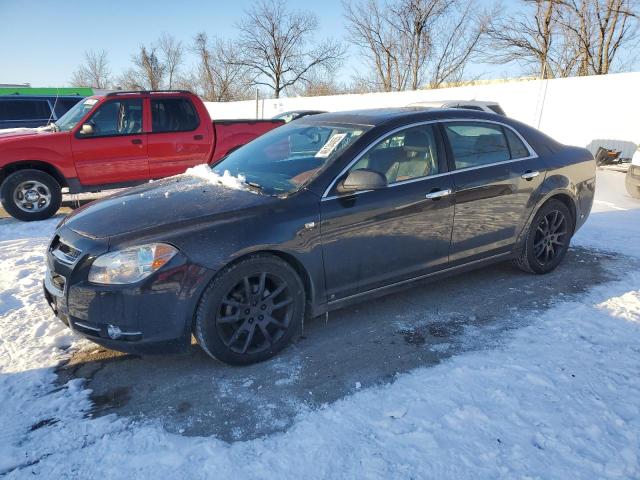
{"left": 321, "top": 118, "right": 539, "bottom": 200}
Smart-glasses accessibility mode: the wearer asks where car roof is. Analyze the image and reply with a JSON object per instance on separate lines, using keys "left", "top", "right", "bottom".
{"left": 409, "top": 100, "right": 501, "bottom": 107}
{"left": 301, "top": 107, "right": 506, "bottom": 127}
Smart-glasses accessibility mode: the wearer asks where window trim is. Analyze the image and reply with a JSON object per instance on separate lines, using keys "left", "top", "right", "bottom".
{"left": 74, "top": 98, "right": 145, "bottom": 140}
{"left": 148, "top": 97, "right": 201, "bottom": 134}
{"left": 321, "top": 118, "right": 537, "bottom": 200}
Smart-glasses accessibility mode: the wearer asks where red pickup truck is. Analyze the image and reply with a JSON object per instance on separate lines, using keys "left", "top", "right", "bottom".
{"left": 0, "top": 90, "right": 283, "bottom": 221}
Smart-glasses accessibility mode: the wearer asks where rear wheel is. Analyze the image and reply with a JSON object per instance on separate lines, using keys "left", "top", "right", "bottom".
{"left": 0, "top": 169, "right": 62, "bottom": 221}
{"left": 195, "top": 254, "right": 305, "bottom": 365}
{"left": 513, "top": 199, "right": 572, "bottom": 274}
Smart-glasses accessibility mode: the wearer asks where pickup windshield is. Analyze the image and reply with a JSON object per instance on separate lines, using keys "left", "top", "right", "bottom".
{"left": 55, "top": 98, "right": 99, "bottom": 132}
{"left": 212, "top": 122, "right": 368, "bottom": 194}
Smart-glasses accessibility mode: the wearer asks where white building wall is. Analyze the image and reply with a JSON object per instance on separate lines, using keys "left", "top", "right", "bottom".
{"left": 205, "top": 72, "right": 640, "bottom": 158}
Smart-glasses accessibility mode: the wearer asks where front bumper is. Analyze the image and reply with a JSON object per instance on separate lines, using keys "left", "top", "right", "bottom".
{"left": 43, "top": 226, "right": 213, "bottom": 354}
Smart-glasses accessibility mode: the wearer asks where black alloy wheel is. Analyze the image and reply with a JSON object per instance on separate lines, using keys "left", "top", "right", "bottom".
{"left": 532, "top": 209, "right": 569, "bottom": 266}
{"left": 195, "top": 254, "right": 305, "bottom": 365}
{"left": 514, "top": 199, "right": 573, "bottom": 274}
{"left": 217, "top": 272, "right": 294, "bottom": 355}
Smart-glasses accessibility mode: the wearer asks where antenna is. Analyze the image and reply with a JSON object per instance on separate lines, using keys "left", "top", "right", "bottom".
{"left": 47, "top": 87, "right": 60, "bottom": 127}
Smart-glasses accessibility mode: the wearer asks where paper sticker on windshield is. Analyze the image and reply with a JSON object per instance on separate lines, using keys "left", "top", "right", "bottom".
{"left": 315, "top": 133, "right": 347, "bottom": 158}
{"left": 84, "top": 98, "right": 98, "bottom": 106}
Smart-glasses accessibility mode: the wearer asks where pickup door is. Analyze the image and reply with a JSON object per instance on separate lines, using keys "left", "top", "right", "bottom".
{"left": 71, "top": 98, "right": 149, "bottom": 185}
{"left": 147, "top": 97, "right": 212, "bottom": 178}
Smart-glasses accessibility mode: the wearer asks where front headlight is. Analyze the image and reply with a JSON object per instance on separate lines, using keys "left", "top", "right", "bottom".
{"left": 88, "top": 243, "right": 178, "bottom": 285}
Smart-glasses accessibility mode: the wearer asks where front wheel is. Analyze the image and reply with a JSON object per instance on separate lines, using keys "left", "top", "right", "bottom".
{"left": 513, "top": 199, "right": 573, "bottom": 274}
{"left": 194, "top": 254, "right": 305, "bottom": 365}
{"left": 0, "top": 169, "right": 62, "bottom": 221}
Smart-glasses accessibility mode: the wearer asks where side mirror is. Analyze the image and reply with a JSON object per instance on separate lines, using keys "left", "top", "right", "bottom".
{"left": 336, "top": 169, "right": 387, "bottom": 194}
{"left": 79, "top": 123, "right": 94, "bottom": 136}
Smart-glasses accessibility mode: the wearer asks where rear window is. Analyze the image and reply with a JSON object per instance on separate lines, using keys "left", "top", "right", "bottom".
{"left": 444, "top": 122, "right": 511, "bottom": 169}
{"left": 0, "top": 99, "right": 52, "bottom": 121}
{"left": 504, "top": 128, "right": 530, "bottom": 159}
{"left": 151, "top": 98, "right": 199, "bottom": 132}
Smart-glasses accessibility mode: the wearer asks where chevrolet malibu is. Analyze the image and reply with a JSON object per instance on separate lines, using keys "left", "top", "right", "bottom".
{"left": 43, "top": 108, "right": 596, "bottom": 365}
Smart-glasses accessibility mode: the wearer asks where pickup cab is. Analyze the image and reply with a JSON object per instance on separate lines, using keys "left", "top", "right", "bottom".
{"left": 0, "top": 90, "right": 283, "bottom": 221}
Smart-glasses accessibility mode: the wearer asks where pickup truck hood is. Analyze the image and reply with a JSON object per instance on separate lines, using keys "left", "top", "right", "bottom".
{"left": 0, "top": 126, "right": 55, "bottom": 139}
{"left": 64, "top": 173, "right": 277, "bottom": 239}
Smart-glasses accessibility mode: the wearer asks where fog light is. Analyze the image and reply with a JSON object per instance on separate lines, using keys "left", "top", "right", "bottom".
{"left": 107, "top": 325, "right": 123, "bottom": 339}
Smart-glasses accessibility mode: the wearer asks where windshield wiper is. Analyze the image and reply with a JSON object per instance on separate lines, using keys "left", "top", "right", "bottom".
{"left": 245, "top": 181, "right": 264, "bottom": 192}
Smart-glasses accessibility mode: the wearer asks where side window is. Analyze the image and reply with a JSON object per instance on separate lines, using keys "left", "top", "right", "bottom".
{"left": 151, "top": 98, "right": 199, "bottom": 132}
{"left": 0, "top": 100, "right": 52, "bottom": 121}
{"left": 349, "top": 125, "right": 440, "bottom": 185}
{"left": 504, "top": 127, "right": 530, "bottom": 159}
{"left": 443, "top": 122, "right": 510, "bottom": 169}
{"left": 85, "top": 100, "right": 143, "bottom": 136}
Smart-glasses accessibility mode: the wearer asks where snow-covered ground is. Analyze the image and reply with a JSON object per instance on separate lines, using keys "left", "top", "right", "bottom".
{"left": 1, "top": 170, "right": 639, "bottom": 479}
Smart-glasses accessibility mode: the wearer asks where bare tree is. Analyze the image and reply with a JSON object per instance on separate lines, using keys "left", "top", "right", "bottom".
{"left": 559, "top": 0, "right": 639, "bottom": 75}
{"left": 236, "top": 0, "right": 345, "bottom": 98}
{"left": 487, "top": 0, "right": 564, "bottom": 78}
{"left": 344, "top": 0, "right": 403, "bottom": 91}
{"left": 70, "top": 49, "right": 111, "bottom": 88}
{"left": 345, "top": 0, "right": 488, "bottom": 91}
{"left": 287, "top": 72, "right": 348, "bottom": 96}
{"left": 158, "top": 33, "right": 184, "bottom": 89}
{"left": 130, "top": 45, "right": 166, "bottom": 90}
{"left": 191, "top": 32, "right": 253, "bottom": 101}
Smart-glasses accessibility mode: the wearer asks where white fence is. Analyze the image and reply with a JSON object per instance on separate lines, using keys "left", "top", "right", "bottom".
{"left": 205, "top": 72, "right": 640, "bottom": 158}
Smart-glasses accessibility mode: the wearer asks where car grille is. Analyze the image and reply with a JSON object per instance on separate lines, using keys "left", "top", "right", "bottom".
{"left": 50, "top": 235, "right": 81, "bottom": 264}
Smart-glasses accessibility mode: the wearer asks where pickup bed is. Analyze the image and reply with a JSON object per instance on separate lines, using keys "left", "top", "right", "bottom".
{"left": 0, "top": 90, "right": 283, "bottom": 221}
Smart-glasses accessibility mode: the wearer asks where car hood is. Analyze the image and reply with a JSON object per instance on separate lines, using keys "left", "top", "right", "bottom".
{"left": 64, "top": 173, "right": 278, "bottom": 239}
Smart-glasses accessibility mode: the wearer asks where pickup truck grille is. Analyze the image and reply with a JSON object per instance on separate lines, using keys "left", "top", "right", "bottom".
{"left": 50, "top": 236, "right": 81, "bottom": 264}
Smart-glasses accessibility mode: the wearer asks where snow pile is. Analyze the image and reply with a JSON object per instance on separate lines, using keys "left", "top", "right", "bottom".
{"left": 0, "top": 170, "right": 639, "bottom": 478}
{"left": 184, "top": 164, "right": 247, "bottom": 190}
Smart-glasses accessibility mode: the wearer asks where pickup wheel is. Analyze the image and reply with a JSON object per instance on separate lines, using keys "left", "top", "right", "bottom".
{"left": 0, "top": 169, "right": 62, "bottom": 221}
{"left": 194, "top": 254, "right": 305, "bottom": 365}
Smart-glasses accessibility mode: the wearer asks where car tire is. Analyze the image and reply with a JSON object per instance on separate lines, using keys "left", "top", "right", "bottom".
{"left": 194, "top": 254, "right": 305, "bottom": 365}
{"left": 626, "top": 172, "right": 640, "bottom": 199}
{"left": 513, "top": 199, "right": 573, "bottom": 274}
{"left": 0, "top": 169, "right": 62, "bottom": 221}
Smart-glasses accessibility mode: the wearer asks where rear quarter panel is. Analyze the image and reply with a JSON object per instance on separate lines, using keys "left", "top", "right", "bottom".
{"left": 534, "top": 144, "right": 596, "bottom": 233}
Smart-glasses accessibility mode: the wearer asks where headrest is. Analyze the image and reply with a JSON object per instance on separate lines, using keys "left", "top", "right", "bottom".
{"left": 403, "top": 129, "right": 431, "bottom": 152}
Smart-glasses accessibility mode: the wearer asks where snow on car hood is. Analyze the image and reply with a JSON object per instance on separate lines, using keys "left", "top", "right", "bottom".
{"left": 63, "top": 169, "right": 275, "bottom": 239}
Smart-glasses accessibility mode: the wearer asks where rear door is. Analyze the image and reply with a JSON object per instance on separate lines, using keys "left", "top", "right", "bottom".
{"left": 71, "top": 98, "right": 148, "bottom": 185}
{"left": 441, "top": 120, "right": 545, "bottom": 264}
{"left": 147, "top": 97, "right": 210, "bottom": 178}
{"left": 321, "top": 123, "right": 455, "bottom": 301}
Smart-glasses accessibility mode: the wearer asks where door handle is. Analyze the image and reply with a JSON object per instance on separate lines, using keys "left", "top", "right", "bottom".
{"left": 131, "top": 138, "right": 143, "bottom": 145}
{"left": 194, "top": 134, "right": 204, "bottom": 140}
{"left": 521, "top": 170, "right": 540, "bottom": 181}
{"left": 425, "top": 188, "right": 452, "bottom": 200}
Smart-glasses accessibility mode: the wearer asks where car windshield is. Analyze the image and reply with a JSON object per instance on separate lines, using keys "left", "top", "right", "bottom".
{"left": 55, "top": 97, "right": 99, "bottom": 131}
{"left": 212, "top": 122, "right": 368, "bottom": 194}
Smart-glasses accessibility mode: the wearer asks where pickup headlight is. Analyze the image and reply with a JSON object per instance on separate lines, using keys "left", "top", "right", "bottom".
{"left": 88, "top": 243, "right": 178, "bottom": 285}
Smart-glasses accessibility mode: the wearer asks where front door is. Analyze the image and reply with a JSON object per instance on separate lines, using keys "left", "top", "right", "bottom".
{"left": 147, "top": 97, "right": 211, "bottom": 178}
{"left": 71, "top": 98, "right": 148, "bottom": 186}
{"left": 441, "top": 120, "right": 545, "bottom": 264}
{"left": 321, "top": 123, "right": 455, "bottom": 301}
